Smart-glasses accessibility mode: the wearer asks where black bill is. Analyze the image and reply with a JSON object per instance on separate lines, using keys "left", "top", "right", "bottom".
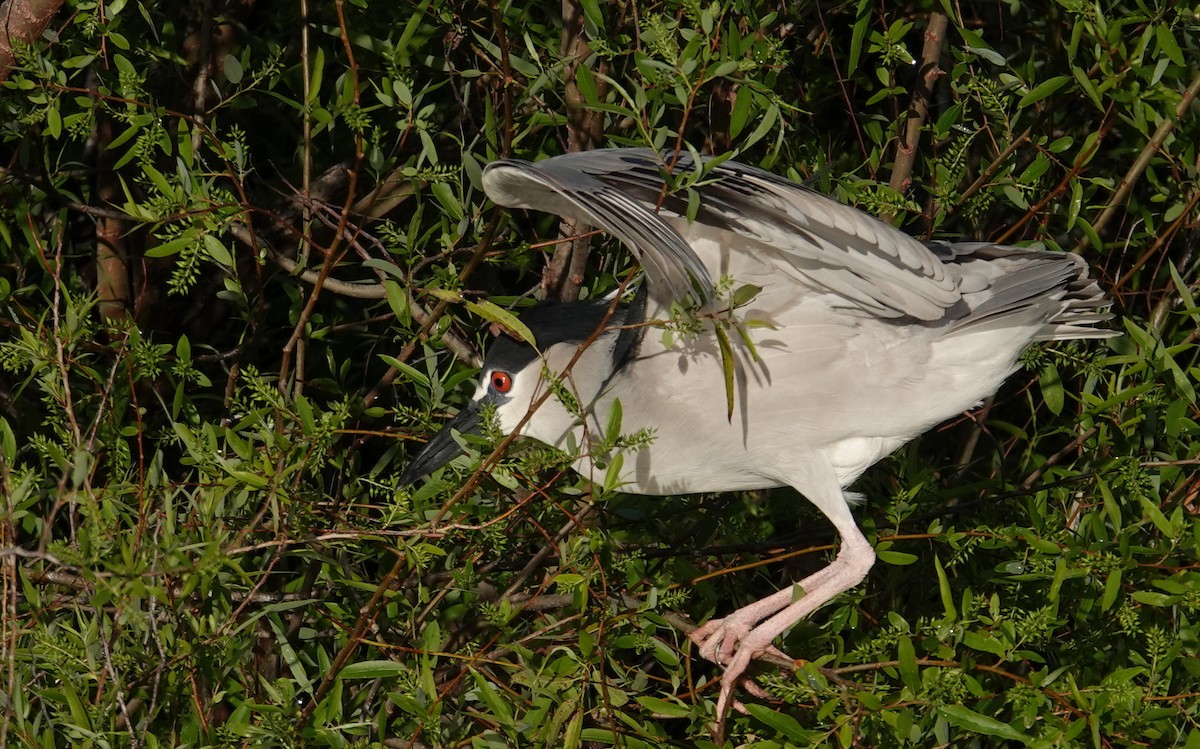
{"left": 400, "top": 398, "right": 488, "bottom": 484}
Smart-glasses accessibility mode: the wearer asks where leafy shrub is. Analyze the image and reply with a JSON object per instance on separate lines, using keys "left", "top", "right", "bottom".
{"left": 0, "top": 0, "right": 1197, "bottom": 747}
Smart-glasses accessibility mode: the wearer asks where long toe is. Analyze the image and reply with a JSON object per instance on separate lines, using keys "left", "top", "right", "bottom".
{"left": 691, "top": 618, "right": 792, "bottom": 666}
{"left": 712, "top": 645, "right": 761, "bottom": 741}
{"left": 690, "top": 616, "right": 747, "bottom": 662}
{"left": 690, "top": 617, "right": 748, "bottom": 664}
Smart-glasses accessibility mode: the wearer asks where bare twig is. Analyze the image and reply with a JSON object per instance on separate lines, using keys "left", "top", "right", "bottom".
{"left": 1020, "top": 425, "right": 1100, "bottom": 490}
{"left": 543, "top": 0, "right": 608, "bottom": 302}
{"left": 1080, "top": 69, "right": 1200, "bottom": 251}
{"left": 884, "top": 11, "right": 949, "bottom": 221}
{"left": 279, "top": 0, "right": 365, "bottom": 394}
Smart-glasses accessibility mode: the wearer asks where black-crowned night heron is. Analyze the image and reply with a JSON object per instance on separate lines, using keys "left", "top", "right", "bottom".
{"left": 402, "top": 147, "right": 1117, "bottom": 727}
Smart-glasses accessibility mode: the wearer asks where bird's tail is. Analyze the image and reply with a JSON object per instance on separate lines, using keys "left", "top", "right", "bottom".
{"left": 930, "top": 242, "right": 1120, "bottom": 342}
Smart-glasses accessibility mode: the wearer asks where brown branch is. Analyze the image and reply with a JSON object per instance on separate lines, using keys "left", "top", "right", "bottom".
{"left": 995, "top": 102, "right": 1117, "bottom": 245}
{"left": 543, "top": 0, "right": 607, "bottom": 302}
{"left": 88, "top": 80, "right": 131, "bottom": 325}
{"left": 883, "top": 11, "right": 948, "bottom": 221}
{"left": 0, "top": 0, "right": 64, "bottom": 83}
{"left": 1079, "top": 69, "right": 1200, "bottom": 251}
{"left": 279, "top": 0, "right": 364, "bottom": 395}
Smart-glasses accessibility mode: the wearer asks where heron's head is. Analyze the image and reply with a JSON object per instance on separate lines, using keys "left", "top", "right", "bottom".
{"left": 401, "top": 298, "right": 644, "bottom": 483}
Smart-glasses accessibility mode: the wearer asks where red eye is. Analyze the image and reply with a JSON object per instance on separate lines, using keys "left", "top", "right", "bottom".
{"left": 490, "top": 370, "right": 513, "bottom": 393}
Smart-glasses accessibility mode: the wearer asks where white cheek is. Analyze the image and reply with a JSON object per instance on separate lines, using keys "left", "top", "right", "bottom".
{"left": 496, "top": 375, "right": 545, "bottom": 434}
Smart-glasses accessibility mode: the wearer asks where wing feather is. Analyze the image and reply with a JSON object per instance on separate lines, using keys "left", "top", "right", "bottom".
{"left": 482, "top": 155, "right": 714, "bottom": 305}
{"left": 482, "top": 148, "right": 961, "bottom": 318}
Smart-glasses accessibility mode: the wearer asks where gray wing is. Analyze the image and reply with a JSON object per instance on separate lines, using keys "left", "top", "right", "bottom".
{"left": 482, "top": 153, "right": 715, "bottom": 306}
{"left": 483, "top": 148, "right": 961, "bottom": 319}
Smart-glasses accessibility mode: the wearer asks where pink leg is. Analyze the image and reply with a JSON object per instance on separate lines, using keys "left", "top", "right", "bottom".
{"left": 704, "top": 466, "right": 877, "bottom": 742}
{"left": 689, "top": 563, "right": 840, "bottom": 665}
{"left": 713, "top": 523, "right": 875, "bottom": 731}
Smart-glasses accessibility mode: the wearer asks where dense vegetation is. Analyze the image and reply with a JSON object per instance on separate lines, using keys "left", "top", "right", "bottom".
{"left": 0, "top": 0, "right": 1197, "bottom": 746}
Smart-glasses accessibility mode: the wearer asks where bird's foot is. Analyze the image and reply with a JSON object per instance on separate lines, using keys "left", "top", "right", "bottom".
{"left": 689, "top": 616, "right": 791, "bottom": 666}
{"left": 693, "top": 619, "right": 797, "bottom": 744}
{"left": 708, "top": 659, "right": 776, "bottom": 744}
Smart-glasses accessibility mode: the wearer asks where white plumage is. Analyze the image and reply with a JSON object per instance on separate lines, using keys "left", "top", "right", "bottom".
{"left": 403, "top": 148, "right": 1117, "bottom": 734}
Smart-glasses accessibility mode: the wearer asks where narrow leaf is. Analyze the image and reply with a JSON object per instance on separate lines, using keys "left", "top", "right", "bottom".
{"left": 380, "top": 355, "right": 431, "bottom": 388}
{"left": 847, "top": 0, "right": 872, "bottom": 75}
{"left": 714, "top": 324, "right": 735, "bottom": 422}
{"left": 746, "top": 704, "right": 814, "bottom": 742}
{"left": 937, "top": 705, "right": 1031, "bottom": 743}
{"left": 897, "top": 636, "right": 920, "bottom": 692}
{"left": 471, "top": 669, "right": 515, "bottom": 728}
{"left": 465, "top": 299, "right": 536, "bottom": 346}
{"left": 1040, "top": 361, "right": 1064, "bottom": 415}
{"left": 1017, "top": 75, "right": 1070, "bottom": 107}
{"left": 338, "top": 660, "right": 409, "bottom": 679}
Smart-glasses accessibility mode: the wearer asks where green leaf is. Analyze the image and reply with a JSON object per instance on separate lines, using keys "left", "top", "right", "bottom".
{"left": 384, "top": 280, "right": 409, "bottom": 322}
{"left": 1017, "top": 75, "right": 1070, "bottom": 107}
{"left": 1155, "top": 25, "right": 1185, "bottom": 66}
{"left": 1131, "top": 591, "right": 1178, "bottom": 607}
{"left": 145, "top": 233, "right": 194, "bottom": 258}
{"left": 142, "top": 163, "right": 175, "bottom": 198}
{"left": 578, "top": 0, "right": 604, "bottom": 28}
{"left": 897, "top": 636, "right": 920, "bottom": 692}
{"left": 937, "top": 705, "right": 1031, "bottom": 743}
{"left": 380, "top": 355, "right": 431, "bottom": 388}
{"left": 338, "top": 660, "right": 409, "bottom": 679}
{"left": 45, "top": 106, "right": 61, "bottom": 139}
{"left": 714, "top": 324, "right": 735, "bottom": 422}
{"left": 847, "top": 0, "right": 872, "bottom": 75}
{"left": 223, "top": 54, "right": 243, "bottom": 84}
{"left": 1040, "top": 361, "right": 1063, "bottom": 415}
{"left": 958, "top": 27, "right": 1007, "bottom": 65}
{"left": 711, "top": 60, "right": 739, "bottom": 79}
{"left": 962, "top": 629, "right": 1008, "bottom": 656}
{"left": 465, "top": 299, "right": 536, "bottom": 346}
{"left": 746, "top": 703, "right": 815, "bottom": 742}
{"left": 309, "top": 46, "right": 324, "bottom": 104}
{"left": 730, "top": 87, "right": 754, "bottom": 139}
{"left": 576, "top": 63, "right": 599, "bottom": 106}
{"left": 564, "top": 707, "right": 584, "bottom": 749}
{"left": 1139, "top": 495, "right": 1178, "bottom": 538}
{"left": 933, "top": 554, "right": 956, "bottom": 619}
{"left": 1067, "top": 178, "right": 1082, "bottom": 231}
{"left": 1100, "top": 568, "right": 1122, "bottom": 611}
{"left": 878, "top": 549, "right": 919, "bottom": 566}
{"left": 635, "top": 696, "right": 692, "bottom": 718}
{"left": 731, "top": 284, "right": 761, "bottom": 308}
{"left": 605, "top": 398, "right": 623, "bottom": 442}
{"left": 742, "top": 101, "right": 778, "bottom": 150}
{"left": 471, "top": 668, "right": 515, "bottom": 728}
{"left": 202, "top": 234, "right": 234, "bottom": 268}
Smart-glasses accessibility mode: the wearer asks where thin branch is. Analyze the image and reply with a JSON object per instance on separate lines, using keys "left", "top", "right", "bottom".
{"left": 1020, "top": 425, "right": 1100, "bottom": 490}
{"left": 883, "top": 11, "right": 948, "bottom": 221}
{"left": 1079, "top": 69, "right": 1200, "bottom": 251}
{"left": 543, "top": 0, "right": 607, "bottom": 302}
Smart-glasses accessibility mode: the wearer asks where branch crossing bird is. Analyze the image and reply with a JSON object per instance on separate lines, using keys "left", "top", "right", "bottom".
{"left": 402, "top": 147, "right": 1118, "bottom": 734}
